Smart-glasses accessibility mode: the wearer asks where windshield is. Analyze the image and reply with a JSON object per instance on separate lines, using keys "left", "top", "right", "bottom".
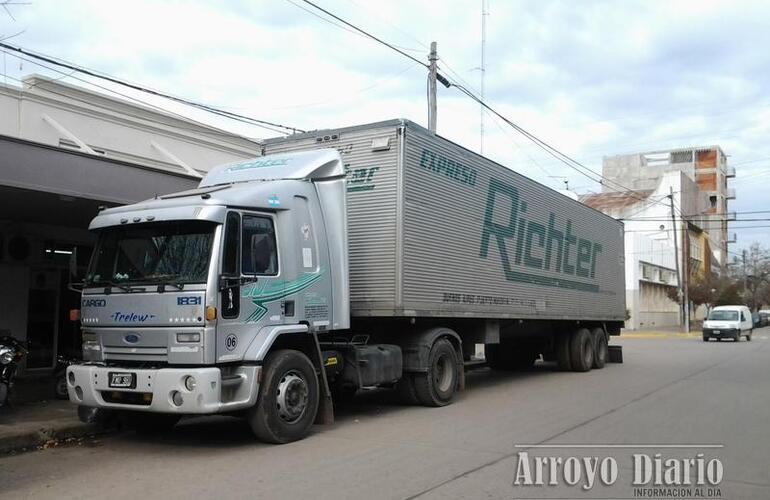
{"left": 708, "top": 310, "right": 739, "bottom": 321}
{"left": 87, "top": 220, "right": 216, "bottom": 286}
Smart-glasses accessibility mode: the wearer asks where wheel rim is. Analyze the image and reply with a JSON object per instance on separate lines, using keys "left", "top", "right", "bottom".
{"left": 276, "top": 370, "right": 309, "bottom": 424}
{"left": 433, "top": 353, "right": 454, "bottom": 393}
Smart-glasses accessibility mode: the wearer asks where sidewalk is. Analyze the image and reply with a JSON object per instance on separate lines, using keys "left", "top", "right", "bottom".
{"left": 0, "top": 378, "right": 117, "bottom": 455}
{"left": 621, "top": 324, "right": 701, "bottom": 338}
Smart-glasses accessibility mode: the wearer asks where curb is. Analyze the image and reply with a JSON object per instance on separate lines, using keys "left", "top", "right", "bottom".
{"left": 621, "top": 332, "right": 701, "bottom": 338}
{"left": 0, "top": 422, "right": 118, "bottom": 456}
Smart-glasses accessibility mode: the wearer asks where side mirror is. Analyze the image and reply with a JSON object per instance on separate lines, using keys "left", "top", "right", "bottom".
{"left": 68, "top": 247, "right": 85, "bottom": 292}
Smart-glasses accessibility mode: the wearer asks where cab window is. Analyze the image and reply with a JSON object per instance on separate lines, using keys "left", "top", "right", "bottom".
{"left": 242, "top": 215, "right": 278, "bottom": 275}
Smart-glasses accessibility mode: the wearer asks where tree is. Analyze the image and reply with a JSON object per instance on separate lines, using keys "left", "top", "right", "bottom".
{"left": 741, "top": 243, "right": 770, "bottom": 311}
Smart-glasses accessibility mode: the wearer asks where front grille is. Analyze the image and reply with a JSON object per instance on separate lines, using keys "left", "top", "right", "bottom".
{"left": 103, "top": 346, "right": 168, "bottom": 362}
{"left": 101, "top": 391, "right": 153, "bottom": 406}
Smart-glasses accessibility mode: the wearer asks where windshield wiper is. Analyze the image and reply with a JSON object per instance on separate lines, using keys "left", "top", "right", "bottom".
{"left": 156, "top": 280, "right": 185, "bottom": 292}
{"left": 85, "top": 280, "right": 134, "bottom": 293}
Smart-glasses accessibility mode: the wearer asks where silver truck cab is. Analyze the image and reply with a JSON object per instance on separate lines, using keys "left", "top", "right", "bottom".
{"left": 68, "top": 149, "right": 349, "bottom": 442}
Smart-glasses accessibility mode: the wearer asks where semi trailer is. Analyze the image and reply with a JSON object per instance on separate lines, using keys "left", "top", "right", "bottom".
{"left": 67, "top": 119, "right": 625, "bottom": 443}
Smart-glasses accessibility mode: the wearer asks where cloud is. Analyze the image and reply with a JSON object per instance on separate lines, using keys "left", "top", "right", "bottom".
{"left": 2, "top": 0, "right": 769, "bottom": 249}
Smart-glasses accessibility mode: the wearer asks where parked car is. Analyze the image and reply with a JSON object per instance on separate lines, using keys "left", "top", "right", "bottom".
{"left": 752, "top": 313, "right": 761, "bottom": 329}
{"left": 702, "top": 305, "right": 753, "bottom": 342}
{"left": 758, "top": 309, "right": 770, "bottom": 327}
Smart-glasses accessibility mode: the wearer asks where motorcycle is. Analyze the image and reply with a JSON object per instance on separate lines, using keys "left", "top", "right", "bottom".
{"left": 0, "top": 336, "right": 27, "bottom": 409}
{"left": 53, "top": 354, "right": 78, "bottom": 399}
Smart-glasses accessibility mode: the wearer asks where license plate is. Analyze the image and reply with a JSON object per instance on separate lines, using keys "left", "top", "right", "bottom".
{"left": 109, "top": 372, "right": 136, "bottom": 389}
{"left": 713, "top": 330, "right": 721, "bottom": 335}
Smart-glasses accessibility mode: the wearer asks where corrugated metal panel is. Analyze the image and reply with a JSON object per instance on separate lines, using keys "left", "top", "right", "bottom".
{"left": 264, "top": 125, "right": 401, "bottom": 314}
{"left": 400, "top": 123, "right": 625, "bottom": 321}
{"left": 266, "top": 119, "right": 625, "bottom": 322}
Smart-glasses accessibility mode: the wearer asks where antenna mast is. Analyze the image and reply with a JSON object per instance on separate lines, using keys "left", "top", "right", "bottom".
{"left": 480, "top": 0, "right": 489, "bottom": 154}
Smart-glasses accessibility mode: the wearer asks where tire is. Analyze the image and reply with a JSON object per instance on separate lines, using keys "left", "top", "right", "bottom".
{"left": 591, "top": 328, "right": 607, "bottom": 369}
{"left": 396, "top": 373, "right": 420, "bottom": 405}
{"left": 413, "top": 338, "right": 459, "bottom": 407}
{"left": 120, "top": 412, "right": 180, "bottom": 434}
{"left": 248, "top": 349, "right": 319, "bottom": 444}
{"left": 569, "top": 328, "right": 594, "bottom": 372}
{"left": 555, "top": 332, "right": 572, "bottom": 371}
{"left": 702, "top": 335, "right": 709, "bottom": 342}
{"left": 54, "top": 375, "right": 69, "bottom": 400}
{"left": 734, "top": 332, "right": 741, "bottom": 342}
{"left": 747, "top": 330, "right": 753, "bottom": 342}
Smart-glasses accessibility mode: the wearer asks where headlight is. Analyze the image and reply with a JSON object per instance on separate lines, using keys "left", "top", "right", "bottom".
{"left": 0, "top": 347, "right": 15, "bottom": 365}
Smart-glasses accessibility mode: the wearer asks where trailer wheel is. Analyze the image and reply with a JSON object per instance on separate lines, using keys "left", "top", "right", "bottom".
{"left": 569, "top": 328, "right": 594, "bottom": 372}
{"left": 248, "top": 349, "right": 319, "bottom": 444}
{"left": 591, "top": 328, "right": 607, "bottom": 369}
{"left": 413, "top": 338, "right": 458, "bottom": 407}
{"left": 555, "top": 332, "right": 572, "bottom": 371}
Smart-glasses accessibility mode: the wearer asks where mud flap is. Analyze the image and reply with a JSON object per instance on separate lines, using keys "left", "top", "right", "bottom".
{"left": 608, "top": 345, "right": 623, "bottom": 363}
{"left": 311, "top": 333, "right": 335, "bottom": 425}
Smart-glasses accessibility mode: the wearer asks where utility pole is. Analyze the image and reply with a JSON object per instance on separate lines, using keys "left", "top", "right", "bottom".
{"left": 682, "top": 220, "right": 690, "bottom": 333}
{"left": 743, "top": 249, "right": 748, "bottom": 296}
{"left": 480, "top": 0, "right": 488, "bottom": 153}
{"left": 669, "top": 187, "right": 683, "bottom": 328}
{"left": 428, "top": 42, "right": 438, "bottom": 133}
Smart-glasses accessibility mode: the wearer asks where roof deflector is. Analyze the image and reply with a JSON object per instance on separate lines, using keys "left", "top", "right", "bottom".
{"left": 199, "top": 149, "right": 343, "bottom": 188}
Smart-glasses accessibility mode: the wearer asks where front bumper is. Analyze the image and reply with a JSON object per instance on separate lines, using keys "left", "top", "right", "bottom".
{"left": 703, "top": 328, "right": 739, "bottom": 337}
{"left": 67, "top": 364, "right": 260, "bottom": 414}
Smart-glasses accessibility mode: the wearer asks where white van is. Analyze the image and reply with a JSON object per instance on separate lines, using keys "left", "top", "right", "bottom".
{"left": 702, "top": 305, "right": 753, "bottom": 342}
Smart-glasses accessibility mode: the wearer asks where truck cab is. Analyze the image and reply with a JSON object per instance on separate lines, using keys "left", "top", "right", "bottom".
{"left": 68, "top": 149, "right": 349, "bottom": 442}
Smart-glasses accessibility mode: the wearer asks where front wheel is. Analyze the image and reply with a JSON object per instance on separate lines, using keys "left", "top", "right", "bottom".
{"left": 747, "top": 330, "right": 753, "bottom": 341}
{"left": 248, "top": 349, "right": 319, "bottom": 444}
{"left": 413, "top": 338, "right": 459, "bottom": 407}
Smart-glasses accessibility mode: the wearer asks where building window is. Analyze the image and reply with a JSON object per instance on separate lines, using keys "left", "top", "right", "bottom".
{"left": 709, "top": 195, "right": 717, "bottom": 209}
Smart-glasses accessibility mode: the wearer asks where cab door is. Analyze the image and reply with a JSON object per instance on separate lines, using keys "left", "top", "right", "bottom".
{"left": 216, "top": 210, "right": 283, "bottom": 362}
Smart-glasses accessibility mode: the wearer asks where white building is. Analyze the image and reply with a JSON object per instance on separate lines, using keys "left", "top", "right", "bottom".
{"left": 0, "top": 75, "right": 262, "bottom": 372}
{"left": 582, "top": 171, "right": 709, "bottom": 330}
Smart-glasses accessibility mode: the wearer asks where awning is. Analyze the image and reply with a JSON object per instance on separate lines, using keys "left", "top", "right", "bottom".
{"left": 0, "top": 134, "right": 198, "bottom": 205}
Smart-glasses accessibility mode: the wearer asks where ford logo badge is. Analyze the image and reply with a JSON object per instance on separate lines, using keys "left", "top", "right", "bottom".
{"left": 124, "top": 334, "right": 140, "bottom": 344}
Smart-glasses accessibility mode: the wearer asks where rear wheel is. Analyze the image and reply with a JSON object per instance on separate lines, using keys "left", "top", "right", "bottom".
{"left": 248, "top": 349, "right": 319, "bottom": 444}
{"left": 569, "top": 328, "right": 594, "bottom": 372}
{"left": 591, "top": 328, "right": 607, "bottom": 369}
{"left": 413, "top": 338, "right": 459, "bottom": 407}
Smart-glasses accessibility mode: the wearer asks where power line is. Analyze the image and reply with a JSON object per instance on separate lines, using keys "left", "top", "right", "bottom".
{"left": 0, "top": 41, "right": 303, "bottom": 135}
{"left": 297, "top": 0, "right": 429, "bottom": 69}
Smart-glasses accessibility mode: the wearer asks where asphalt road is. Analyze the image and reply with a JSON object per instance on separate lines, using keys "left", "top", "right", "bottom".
{"left": 2, "top": 331, "right": 769, "bottom": 500}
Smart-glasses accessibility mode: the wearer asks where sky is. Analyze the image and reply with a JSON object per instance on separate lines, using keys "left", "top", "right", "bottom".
{"left": 1, "top": 0, "right": 770, "bottom": 255}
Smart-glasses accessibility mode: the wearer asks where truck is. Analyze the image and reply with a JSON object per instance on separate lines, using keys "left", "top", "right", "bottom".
{"left": 67, "top": 119, "right": 625, "bottom": 443}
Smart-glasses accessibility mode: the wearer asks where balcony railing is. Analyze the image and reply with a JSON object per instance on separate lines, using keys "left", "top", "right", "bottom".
{"left": 726, "top": 188, "right": 736, "bottom": 200}
{"left": 725, "top": 166, "right": 736, "bottom": 178}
